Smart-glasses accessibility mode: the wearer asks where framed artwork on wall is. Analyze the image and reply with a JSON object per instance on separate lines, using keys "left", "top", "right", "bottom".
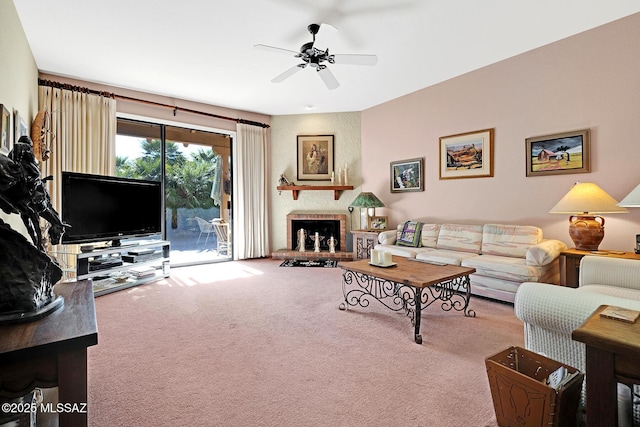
{"left": 13, "top": 109, "right": 28, "bottom": 145}
{"left": 297, "top": 135, "right": 334, "bottom": 181}
{"left": 1, "top": 104, "right": 10, "bottom": 155}
{"left": 439, "top": 128, "right": 494, "bottom": 179}
{"left": 390, "top": 157, "right": 424, "bottom": 192}
{"left": 525, "top": 129, "right": 590, "bottom": 177}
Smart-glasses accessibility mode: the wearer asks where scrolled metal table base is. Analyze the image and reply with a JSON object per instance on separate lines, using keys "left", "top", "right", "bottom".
{"left": 339, "top": 270, "right": 475, "bottom": 344}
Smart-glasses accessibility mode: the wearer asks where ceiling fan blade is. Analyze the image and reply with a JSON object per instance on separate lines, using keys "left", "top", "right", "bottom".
{"left": 254, "top": 44, "right": 299, "bottom": 56}
{"left": 272, "top": 65, "right": 304, "bottom": 83}
{"left": 332, "top": 54, "right": 378, "bottom": 66}
{"left": 317, "top": 67, "right": 339, "bottom": 90}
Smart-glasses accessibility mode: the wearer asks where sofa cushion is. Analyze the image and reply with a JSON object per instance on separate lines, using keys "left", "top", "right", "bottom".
{"left": 416, "top": 250, "right": 479, "bottom": 266}
{"left": 393, "top": 223, "right": 440, "bottom": 248}
{"left": 469, "top": 275, "right": 520, "bottom": 302}
{"left": 420, "top": 224, "right": 440, "bottom": 248}
{"left": 462, "top": 255, "right": 543, "bottom": 282}
{"left": 580, "top": 256, "right": 640, "bottom": 290}
{"left": 481, "top": 224, "right": 543, "bottom": 258}
{"left": 526, "top": 239, "right": 568, "bottom": 266}
{"left": 378, "top": 229, "right": 399, "bottom": 245}
{"left": 578, "top": 285, "right": 640, "bottom": 301}
{"left": 374, "top": 244, "right": 432, "bottom": 258}
{"left": 396, "top": 221, "right": 423, "bottom": 247}
{"left": 435, "top": 224, "right": 483, "bottom": 253}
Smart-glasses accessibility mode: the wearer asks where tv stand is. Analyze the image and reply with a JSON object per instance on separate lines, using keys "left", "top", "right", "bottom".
{"left": 63, "top": 240, "right": 170, "bottom": 296}
{"left": 109, "top": 239, "right": 140, "bottom": 248}
{"left": 81, "top": 241, "right": 139, "bottom": 252}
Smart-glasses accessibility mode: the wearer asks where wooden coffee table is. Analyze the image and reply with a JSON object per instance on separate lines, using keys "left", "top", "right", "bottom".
{"left": 338, "top": 256, "right": 476, "bottom": 344}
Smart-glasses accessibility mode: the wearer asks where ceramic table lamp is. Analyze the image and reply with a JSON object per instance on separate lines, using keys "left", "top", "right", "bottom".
{"left": 549, "top": 182, "right": 627, "bottom": 251}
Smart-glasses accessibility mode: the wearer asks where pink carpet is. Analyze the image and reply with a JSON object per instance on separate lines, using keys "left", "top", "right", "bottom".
{"left": 88, "top": 258, "right": 524, "bottom": 426}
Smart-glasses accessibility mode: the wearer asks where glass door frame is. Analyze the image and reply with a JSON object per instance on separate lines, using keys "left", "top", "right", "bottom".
{"left": 116, "top": 113, "right": 235, "bottom": 266}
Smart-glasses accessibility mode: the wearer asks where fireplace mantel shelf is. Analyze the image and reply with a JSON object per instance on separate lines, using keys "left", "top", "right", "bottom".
{"left": 277, "top": 185, "right": 354, "bottom": 200}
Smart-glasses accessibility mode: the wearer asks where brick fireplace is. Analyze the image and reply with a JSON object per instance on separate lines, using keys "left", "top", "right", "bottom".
{"left": 271, "top": 213, "right": 352, "bottom": 260}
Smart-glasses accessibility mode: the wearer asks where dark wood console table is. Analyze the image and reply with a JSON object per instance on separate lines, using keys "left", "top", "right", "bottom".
{"left": 0, "top": 280, "right": 98, "bottom": 426}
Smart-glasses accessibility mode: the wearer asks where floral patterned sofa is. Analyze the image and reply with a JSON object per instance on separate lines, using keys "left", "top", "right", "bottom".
{"left": 374, "top": 222, "right": 567, "bottom": 303}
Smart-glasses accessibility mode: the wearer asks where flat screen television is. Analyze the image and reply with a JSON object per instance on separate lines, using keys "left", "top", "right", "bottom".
{"left": 61, "top": 171, "right": 162, "bottom": 246}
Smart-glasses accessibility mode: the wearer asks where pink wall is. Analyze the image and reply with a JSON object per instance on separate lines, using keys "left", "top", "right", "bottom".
{"left": 361, "top": 13, "right": 640, "bottom": 251}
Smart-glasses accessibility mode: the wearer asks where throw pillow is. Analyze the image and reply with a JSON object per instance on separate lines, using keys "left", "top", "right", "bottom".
{"left": 396, "top": 221, "right": 423, "bottom": 247}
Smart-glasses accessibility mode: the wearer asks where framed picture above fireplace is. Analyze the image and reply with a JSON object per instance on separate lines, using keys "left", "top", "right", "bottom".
{"left": 297, "top": 135, "right": 334, "bottom": 181}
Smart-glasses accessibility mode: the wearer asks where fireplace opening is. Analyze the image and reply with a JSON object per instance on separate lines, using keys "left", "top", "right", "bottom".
{"left": 286, "top": 213, "right": 347, "bottom": 254}
{"left": 291, "top": 220, "right": 340, "bottom": 251}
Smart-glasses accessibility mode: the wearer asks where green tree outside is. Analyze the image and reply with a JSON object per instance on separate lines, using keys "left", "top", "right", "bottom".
{"left": 116, "top": 139, "right": 220, "bottom": 229}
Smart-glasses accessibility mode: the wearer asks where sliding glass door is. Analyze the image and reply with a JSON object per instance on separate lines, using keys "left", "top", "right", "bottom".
{"left": 115, "top": 118, "right": 232, "bottom": 266}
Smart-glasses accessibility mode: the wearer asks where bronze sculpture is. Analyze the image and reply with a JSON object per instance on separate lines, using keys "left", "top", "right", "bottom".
{"left": 0, "top": 136, "right": 68, "bottom": 322}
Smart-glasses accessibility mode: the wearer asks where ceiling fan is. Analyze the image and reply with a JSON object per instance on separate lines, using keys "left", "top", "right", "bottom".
{"left": 254, "top": 23, "right": 378, "bottom": 90}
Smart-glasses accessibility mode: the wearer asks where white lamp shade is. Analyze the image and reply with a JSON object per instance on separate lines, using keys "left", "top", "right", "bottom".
{"left": 617, "top": 183, "right": 640, "bottom": 207}
{"left": 549, "top": 182, "right": 628, "bottom": 214}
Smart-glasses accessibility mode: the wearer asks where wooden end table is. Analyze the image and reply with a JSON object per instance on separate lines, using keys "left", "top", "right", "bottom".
{"left": 338, "top": 257, "right": 476, "bottom": 344}
{"left": 0, "top": 281, "right": 98, "bottom": 426}
{"left": 572, "top": 305, "right": 640, "bottom": 426}
{"left": 559, "top": 249, "right": 640, "bottom": 288}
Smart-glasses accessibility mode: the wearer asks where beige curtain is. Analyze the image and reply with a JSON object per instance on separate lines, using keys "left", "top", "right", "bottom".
{"left": 38, "top": 85, "right": 117, "bottom": 213}
{"left": 235, "top": 123, "right": 269, "bottom": 259}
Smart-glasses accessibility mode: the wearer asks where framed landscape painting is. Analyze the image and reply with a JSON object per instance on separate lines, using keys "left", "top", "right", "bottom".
{"left": 439, "top": 128, "right": 494, "bottom": 179}
{"left": 525, "top": 129, "right": 590, "bottom": 177}
{"left": 390, "top": 157, "right": 424, "bottom": 192}
{"left": 297, "top": 135, "right": 334, "bottom": 181}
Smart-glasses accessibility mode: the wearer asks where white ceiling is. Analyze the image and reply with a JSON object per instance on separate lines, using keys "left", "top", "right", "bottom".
{"left": 12, "top": 0, "right": 640, "bottom": 116}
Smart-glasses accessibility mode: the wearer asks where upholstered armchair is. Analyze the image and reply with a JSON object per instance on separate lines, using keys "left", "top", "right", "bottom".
{"left": 514, "top": 256, "right": 640, "bottom": 425}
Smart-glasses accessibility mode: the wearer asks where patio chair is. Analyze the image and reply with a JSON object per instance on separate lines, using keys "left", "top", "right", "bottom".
{"left": 212, "top": 219, "right": 230, "bottom": 255}
{"left": 194, "top": 217, "right": 215, "bottom": 244}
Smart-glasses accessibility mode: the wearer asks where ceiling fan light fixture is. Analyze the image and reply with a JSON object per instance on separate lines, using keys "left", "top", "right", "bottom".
{"left": 256, "top": 22, "right": 377, "bottom": 90}
{"left": 307, "top": 23, "right": 320, "bottom": 35}
{"left": 300, "top": 41, "right": 314, "bottom": 54}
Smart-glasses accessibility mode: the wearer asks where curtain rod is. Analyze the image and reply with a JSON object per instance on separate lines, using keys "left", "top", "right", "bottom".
{"left": 38, "top": 79, "right": 270, "bottom": 129}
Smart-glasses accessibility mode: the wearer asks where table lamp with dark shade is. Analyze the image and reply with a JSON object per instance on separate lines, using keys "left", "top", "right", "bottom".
{"left": 549, "top": 182, "right": 627, "bottom": 251}
{"left": 349, "top": 192, "right": 385, "bottom": 230}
